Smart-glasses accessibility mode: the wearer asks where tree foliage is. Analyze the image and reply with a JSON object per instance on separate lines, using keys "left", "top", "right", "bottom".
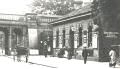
{"left": 31, "top": 0, "right": 82, "bottom": 15}
{"left": 92, "top": 0, "right": 120, "bottom": 32}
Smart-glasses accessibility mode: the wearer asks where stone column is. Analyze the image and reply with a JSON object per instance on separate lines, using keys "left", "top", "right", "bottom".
{"left": 25, "top": 27, "right": 29, "bottom": 48}
{"left": 26, "top": 27, "right": 29, "bottom": 49}
{"left": 23, "top": 27, "right": 26, "bottom": 47}
{"left": 9, "top": 27, "right": 12, "bottom": 55}
{"left": 22, "top": 27, "right": 29, "bottom": 55}
{"left": 65, "top": 25, "right": 70, "bottom": 48}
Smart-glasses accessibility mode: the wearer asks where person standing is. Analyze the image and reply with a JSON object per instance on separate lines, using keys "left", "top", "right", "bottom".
{"left": 67, "top": 48, "right": 72, "bottom": 60}
{"left": 25, "top": 48, "right": 29, "bottom": 63}
{"left": 16, "top": 48, "right": 21, "bottom": 62}
{"left": 13, "top": 48, "right": 16, "bottom": 62}
{"left": 109, "top": 48, "right": 116, "bottom": 67}
{"left": 82, "top": 47, "right": 88, "bottom": 64}
{"left": 44, "top": 41, "right": 48, "bottom": 58}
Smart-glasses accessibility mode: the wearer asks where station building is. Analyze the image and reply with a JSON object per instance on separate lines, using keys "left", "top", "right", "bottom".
{"left": 50, "top": 3, "right": 120, "bottom": 61}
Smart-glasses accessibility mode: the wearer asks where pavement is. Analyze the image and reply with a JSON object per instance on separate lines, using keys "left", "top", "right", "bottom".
{"left": 0, "top": 56, "right": 54, "bottom": 69}
{"left": 3, "top": 55, "right": 120, "bottom": 69}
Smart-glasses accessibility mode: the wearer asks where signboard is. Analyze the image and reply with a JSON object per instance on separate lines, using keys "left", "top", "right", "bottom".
{"left": 104, "top": 32, "right": 119, "bottom": 38}
{"left": 29, "top": 49, "right": 39, "bottom": 55}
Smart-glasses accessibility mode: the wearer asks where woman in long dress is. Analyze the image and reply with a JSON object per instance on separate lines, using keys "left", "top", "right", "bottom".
{"left": 109, "top": 49, "right": 116, "bottom": 67}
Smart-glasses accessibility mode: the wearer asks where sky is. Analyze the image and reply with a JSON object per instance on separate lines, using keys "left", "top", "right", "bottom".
{"left": 0, "top": 0, "right": 33, "bottom": 14}
{"left": 0, "top": 0, "right": 92, "bottom": 15}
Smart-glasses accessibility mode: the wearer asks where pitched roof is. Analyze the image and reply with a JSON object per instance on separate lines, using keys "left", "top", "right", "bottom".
{"left": 51, "top": 3, "right": 92, "bottom": 24}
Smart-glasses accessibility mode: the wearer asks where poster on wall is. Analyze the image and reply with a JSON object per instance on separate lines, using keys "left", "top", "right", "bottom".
{"left": 74, "top": 41, "right": 77, "bottom": 48}
{"left": 53, "top": 38, "right": 56, "bottom": 48}
{"left": 28, "top": 29, "right": 38, "bottom": 49}
{"left": 92, "top": 33, "right": 98, "bottom": 48}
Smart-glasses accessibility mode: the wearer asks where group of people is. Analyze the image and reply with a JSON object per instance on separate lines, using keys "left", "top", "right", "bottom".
{"left": 57, "top": 47, "right": 74, "bottom": 59}
{"left": 57, "top": 46, "right": 119, "bottom": 67}
{"left": 43, "top": 41, "right": 51, "bottom": 58}
{"left": 13, "top": 41, "right": 119, "bottom": 67}
{"left": 82, "top": 47, "right": 118, "bottom": 67}
{"left": 81, "top": 47, "right": 119, "bottom": 66}
{"left": 13, "top": 46, "right": 29, "bottom": 63}
{"left": 57, "top": 47, "right": 89, "bottom": 64}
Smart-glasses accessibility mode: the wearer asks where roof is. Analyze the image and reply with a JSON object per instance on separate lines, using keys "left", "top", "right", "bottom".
{"left": 51, "top": 3, "right": 92, "bottom": 24}
{"left": 37, "top": 14, "right": 63, "bottom": 18}
{"left": 66, "top": 4, "right": 92, "bottom": 17}
{"left": 36, "top": 14, "right": 62, "bottom": 23}
{"left": 25, "top": 13, "right": 37, "bottom": 15}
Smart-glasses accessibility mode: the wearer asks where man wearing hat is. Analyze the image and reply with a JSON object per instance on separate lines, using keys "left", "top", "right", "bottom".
{"left": 82, "top": 47, "right": 88, "bottom": 64}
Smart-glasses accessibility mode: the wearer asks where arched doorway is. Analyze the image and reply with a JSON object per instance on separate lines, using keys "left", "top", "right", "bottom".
{"left": 13, "top": 28, "right": 23, "bottom": 47}
{"left": 0, "top": 25, "right": 28, "bottom": 55}
{"left": 0, "top": 27, "right": 9, "bottom": 55}
{"left": 0, "top": 32, "right": 5, "bottom": 55}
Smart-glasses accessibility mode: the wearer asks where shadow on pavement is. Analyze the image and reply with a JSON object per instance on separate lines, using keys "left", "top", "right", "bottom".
{"left": 28, "top": 61, "right": 57, "bottom": 68}
{"left": 5, "top": 56, "right": 57, "bottom": 69}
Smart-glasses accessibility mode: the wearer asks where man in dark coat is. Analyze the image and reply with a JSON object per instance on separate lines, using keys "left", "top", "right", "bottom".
{"left": 43, "top": 41, "right": 48, "bottom": 58}
{"left": 82, "top": 47, "right": 88, "bottom": 64}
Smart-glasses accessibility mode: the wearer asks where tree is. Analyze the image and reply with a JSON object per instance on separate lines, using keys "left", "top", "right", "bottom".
{"left": 92, "top": 0, "right": 120, "bottom": 32}
{"left": 92, "top": 0, "right": 120, "bottom": 61}
{"left": 31, "top": 0, "right": 82, "bottom": 15}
